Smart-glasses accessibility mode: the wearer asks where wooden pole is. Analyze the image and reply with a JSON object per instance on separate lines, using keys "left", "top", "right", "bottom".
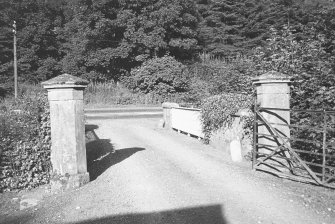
{"left": 13, "top": 21, "right": 18, "bottom": 99}
{"left": 322, "top": 110, "right": 327, "bottom": 183}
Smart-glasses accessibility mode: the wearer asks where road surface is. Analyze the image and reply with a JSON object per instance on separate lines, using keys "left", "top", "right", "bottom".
{"left": 2, "top": 115, "right": 335, "bottom": 224}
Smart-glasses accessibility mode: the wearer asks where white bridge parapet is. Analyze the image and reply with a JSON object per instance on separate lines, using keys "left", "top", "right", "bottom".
{"left": 163, "top": 102, "right": 251, "bottom": 162}
{"left": 171, "top": 107, "right": 204, "bottom": 138}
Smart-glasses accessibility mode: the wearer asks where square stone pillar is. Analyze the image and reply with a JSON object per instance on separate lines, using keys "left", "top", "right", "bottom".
{"left": 42, "top": 74, "right": 90, "bottom": 191}
{"left": 252, "top": 71, "right": 291, "bottom": 169}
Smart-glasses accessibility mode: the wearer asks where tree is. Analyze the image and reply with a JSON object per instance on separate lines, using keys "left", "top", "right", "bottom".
{"left": 0, "top": 0, "right": 333, "bottom": 86}
{"left": 58, "top": 0, "right": 200, "bottom": 81}
{"left": 195, "top": 0, "right": 333, "bottom": 58}
{"left": 116, "top": 0, "right": 200, "bottom": 61}
{"left": 0, "top": 0, "right": 64, "bottom": 84}
{"left": 0, "top": 1, "right": 15, "bottom": 86}
{"left": 130, "top": 55, "right": 189, "bottom": 95}
{"left": 197, "top": 0, "right": 247, "bottom": 57}
{"left": 253, "top": 23, "right": 335, "bottom": 110}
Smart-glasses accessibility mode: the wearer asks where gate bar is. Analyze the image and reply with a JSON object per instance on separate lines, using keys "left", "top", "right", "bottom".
{"left": 252, "top": 99, "right": 258, "bottom": 170}
{"left": 256, "top": 111, "right": 323, "bottom": 185}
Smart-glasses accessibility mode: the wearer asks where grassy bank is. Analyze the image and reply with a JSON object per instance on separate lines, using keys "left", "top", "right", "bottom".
{"left": 84, "top": 82, "right": 167, "bottom": 108}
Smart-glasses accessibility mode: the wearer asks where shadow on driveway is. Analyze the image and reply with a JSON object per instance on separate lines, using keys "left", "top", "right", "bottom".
{"left": 67, "top": 204, "right": 227, "bottom": 224}
{"left": 85, "top": 124, "right": 145, "bottom": 181}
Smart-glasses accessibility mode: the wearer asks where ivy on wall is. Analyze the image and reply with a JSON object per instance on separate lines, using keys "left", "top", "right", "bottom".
{"left": 200, "top": 93, "right": 253, "bottom": 142}
{"left": 0, "top": 95, "right": 51, "bottom": 192}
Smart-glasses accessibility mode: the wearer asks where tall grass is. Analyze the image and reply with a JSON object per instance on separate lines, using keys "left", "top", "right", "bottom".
{"left": 0, "top": 83, "right": 47, "bottom": 110}
{"left": 84, "top": 82, "right": 178, "bottom": 107}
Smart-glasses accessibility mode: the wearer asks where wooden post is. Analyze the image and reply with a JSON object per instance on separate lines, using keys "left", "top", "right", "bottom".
{"left": 13, "top": 21, "right": 18, "bottom": 99}
{"left": 322, "top": 110, "right": 327, "bottom": 183}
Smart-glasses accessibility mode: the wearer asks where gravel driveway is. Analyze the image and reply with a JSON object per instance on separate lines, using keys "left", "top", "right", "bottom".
{"left": 2, "top": 117, "right": 335, "bottom": 224}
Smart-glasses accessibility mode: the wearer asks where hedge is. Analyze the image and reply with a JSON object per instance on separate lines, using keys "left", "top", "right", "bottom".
{"left": 0, "top": 95, "right": 51, "bottom": 192}
{"left": 200, "top": 93, "right": 253, "bottom": 142}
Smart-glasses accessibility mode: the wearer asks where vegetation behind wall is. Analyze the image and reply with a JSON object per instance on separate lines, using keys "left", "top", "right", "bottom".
{"left": 200, "top": 93, "right": 253, "bottom": 142}
{"left": 0, "top": 94, "right": 51, "bottom": 192}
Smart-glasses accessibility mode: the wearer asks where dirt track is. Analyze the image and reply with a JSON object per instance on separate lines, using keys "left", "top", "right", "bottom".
{"left": 1, "top": 117, "right": 335, "bottom": 224}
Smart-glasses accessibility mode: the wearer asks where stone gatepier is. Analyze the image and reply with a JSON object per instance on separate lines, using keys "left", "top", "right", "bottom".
{"left": 42, "top": 74, "right": 89, "bottom": 191}
{"left": 252, "top": 71, "right": 291, "bottom": 169}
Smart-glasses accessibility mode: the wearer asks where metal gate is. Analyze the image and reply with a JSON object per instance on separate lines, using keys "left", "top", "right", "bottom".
{"left": 253, "top": 104, "right": 335, "bottom": 188}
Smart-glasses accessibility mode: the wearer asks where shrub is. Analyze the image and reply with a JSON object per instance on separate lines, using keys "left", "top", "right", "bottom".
{"left": 177, "top": 77, "right": 211, "bottom": 107}
{"left": 200, "top": 93, "right": 253, "bottom": 142}
{"left": 0, "top": 84, "right": 11, "bottom": 99}
{"left": 189, "top": 56, "right": 257, "bottom": 96}
{"left": 0, "top": 95, "right": 51, "bottom": 192}
{"left": 129, "top": 56, "right": 189, "bottom": 95}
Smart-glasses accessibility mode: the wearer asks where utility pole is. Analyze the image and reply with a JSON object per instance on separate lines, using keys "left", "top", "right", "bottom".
{"left": 13, "top": 21, "right": 18, "bottom": 99}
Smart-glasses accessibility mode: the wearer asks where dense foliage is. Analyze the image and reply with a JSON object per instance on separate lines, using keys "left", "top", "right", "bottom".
{"left": 129, "top": 56, "right": 189, "bottom": 95}
{"left": 0, "top": 0, "right": 200, "bottom": 85}
{"left": 176, "top": 56, "right": 257, "bottom": 107}
{"left": 1, "top": 0, "right": 334, "bottom": 87}
{"left": 0, "top": 94, "right": 51, "bottom": 192}
{"left": 253, "top": 24, "right": 335, "bottom": 110}
{"left": 191, "top": 56, "right": 256, "bottom": 94}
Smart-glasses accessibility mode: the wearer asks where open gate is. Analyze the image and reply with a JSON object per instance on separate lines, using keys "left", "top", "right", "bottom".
{"left": 253, "top": 104, "right": 335, "bottom": 189}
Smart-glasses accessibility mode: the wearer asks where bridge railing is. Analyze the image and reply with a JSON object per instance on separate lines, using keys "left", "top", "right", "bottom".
{"left": 170, "top": 107, "right": 204, "bottom": 138}
{"left": 163, "top": 102, "right": 252, "bottom": 162}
